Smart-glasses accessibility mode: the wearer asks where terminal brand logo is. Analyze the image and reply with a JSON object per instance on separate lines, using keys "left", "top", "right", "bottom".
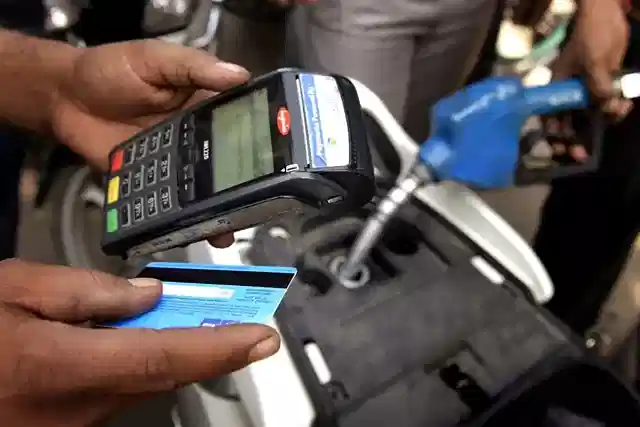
{"left": 277, "top": 107, "right": 290, "bottom": 136}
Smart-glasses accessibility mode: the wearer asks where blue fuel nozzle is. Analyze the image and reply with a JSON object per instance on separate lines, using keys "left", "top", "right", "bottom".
{"left": 418, "top": 77, "right": 589, "bottom": 189}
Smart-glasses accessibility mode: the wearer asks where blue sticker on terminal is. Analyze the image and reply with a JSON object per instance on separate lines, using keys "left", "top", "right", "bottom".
{"left": 299, "top": 73, "right": 327, "bottom": 168}
{"left": 104, "top": 262, "right": 296, "bottom": 329}
{"left": 298, "top": 73, "right": 351, "bottom": 169}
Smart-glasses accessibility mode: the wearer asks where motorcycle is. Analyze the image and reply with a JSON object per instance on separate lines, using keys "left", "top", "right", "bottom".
{"left": 33, "top": 0, "right": 221, "bottom": 274}
{"left": 165, "top": 69, "right": 640, "bottom": 426}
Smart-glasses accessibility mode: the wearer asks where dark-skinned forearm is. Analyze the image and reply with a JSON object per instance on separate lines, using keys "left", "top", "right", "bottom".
{"left": 578, "top": 0, "right": 630, "bottom": 12}
{"left": 0, "top": 30, "right": 79, "bottom": 135}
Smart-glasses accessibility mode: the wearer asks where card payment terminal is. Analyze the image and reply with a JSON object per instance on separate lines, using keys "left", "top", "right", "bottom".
{"left": 101, "top": 69, "right": 374, "bottom": 258}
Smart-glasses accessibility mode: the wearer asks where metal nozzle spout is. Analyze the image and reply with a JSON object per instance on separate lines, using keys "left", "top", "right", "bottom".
{"left": 337, "top": 173, "right": 423, "bottom": 287}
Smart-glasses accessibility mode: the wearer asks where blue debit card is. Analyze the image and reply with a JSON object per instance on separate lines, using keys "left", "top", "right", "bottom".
{"left": 104, "top": 262, "right": 297, "bottom": 329}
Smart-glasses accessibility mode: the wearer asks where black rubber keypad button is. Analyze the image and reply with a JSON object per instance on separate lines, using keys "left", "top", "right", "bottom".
{"left": 123, "top": 145, "right": 134, "bottom": 165}
{"left": 162, "top": 125, "right": 173, "bottom": 147}
{"left": 119, "top": 203, "right": 131, "bottom": 227}
{"left": 133, "top": 166, "right": 144, "bottom": 192}
{"left": 160, "top": 186, "right": 172, "bottom": 212}
{"left": 146, "top": 191, "right": 158, "bottom": 217}
{"left": 180, "top": 130, "right": 193, "bottom": 149}
{"left": 146, "top": 159, "right": 157, "bottom": 187}
{"left": 133, "top": 197, "right": 144, "bottom": 222}
{"left": 180, "top": 115, "right": 194, "bottom": 133}
{"left": 181, "top": 164, "right": 194, "bottom": 182}
{"left": 135, "top": 138, "right": 147, "bottom": 160}
{"left": 179, "top": 181, "right": 196, "bottom": 205}
{"left": 160, "top": 153, "right": 170, "bottom": 181}
{"left": 149, "top": 132, "right": 161, "bottom": 153}
{"left": 120, "top": 172, "right": 131, "bottom": 198}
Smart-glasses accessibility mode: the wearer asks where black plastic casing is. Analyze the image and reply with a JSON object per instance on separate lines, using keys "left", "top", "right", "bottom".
{"left": 101, "top": 69, "right": 374, "bottom": 258}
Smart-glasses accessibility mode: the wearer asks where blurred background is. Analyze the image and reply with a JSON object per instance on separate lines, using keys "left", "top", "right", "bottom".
{"left": 15, "top": 0, "right": 582, "bottom": 276}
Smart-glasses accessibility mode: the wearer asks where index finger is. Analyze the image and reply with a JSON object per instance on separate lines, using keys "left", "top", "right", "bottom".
{"left": 20, "top": 323, "right": 279, "bottom": 395}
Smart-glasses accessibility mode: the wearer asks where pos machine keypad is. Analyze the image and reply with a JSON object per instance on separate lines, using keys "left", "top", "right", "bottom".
{"left": 105, "top": 115, "right": 198, "bottom": 235}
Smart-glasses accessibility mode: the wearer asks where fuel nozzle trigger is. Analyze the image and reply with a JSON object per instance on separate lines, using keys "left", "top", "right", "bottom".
{"left": 418, "top": 77, "right": 589, "bottom": 189}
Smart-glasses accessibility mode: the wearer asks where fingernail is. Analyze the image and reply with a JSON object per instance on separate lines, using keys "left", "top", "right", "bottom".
{"left": 129, "top": 278, "right": 161, "bottom": 288}
{"left": 216, "top": 62, "right": 249, "bottom": 74}
{"left": 248, "top": 335, "right": 280, "bottom": 362}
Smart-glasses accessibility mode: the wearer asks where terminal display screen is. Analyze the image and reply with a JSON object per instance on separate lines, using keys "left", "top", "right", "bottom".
{"left": 210, "top": 88, "right": 275, "bottom": 192}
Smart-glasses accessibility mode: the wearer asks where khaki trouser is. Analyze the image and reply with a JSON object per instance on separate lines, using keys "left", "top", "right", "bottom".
{"left": 215, "top": 0, "right": 497, "bottom": 143}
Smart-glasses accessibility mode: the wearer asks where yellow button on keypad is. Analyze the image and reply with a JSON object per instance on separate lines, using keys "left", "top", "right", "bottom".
{"left": 107, "top": 177, "right": 120, "bottom": 204}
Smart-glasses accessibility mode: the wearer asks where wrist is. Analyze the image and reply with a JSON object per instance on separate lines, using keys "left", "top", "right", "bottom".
{"left": 0, "top": 31, "right": 81, "bottom": 135}
{"left": 42, "top": 41, "right": 83, "bottom": 136}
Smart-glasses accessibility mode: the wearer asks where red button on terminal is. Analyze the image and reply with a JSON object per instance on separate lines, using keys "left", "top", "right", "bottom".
{"left": 111, "top": 150, "right": 124, "bottom": 172}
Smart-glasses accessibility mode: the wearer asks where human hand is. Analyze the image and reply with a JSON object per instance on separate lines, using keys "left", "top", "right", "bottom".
{"left": 546, "top": 0, "right": 632, "bottom": 161}
{"left": 553, "top": 0, "right": 631, "bottom": 115}
{"left": 0, "top": 259, "right": 280, "bottom": 427}
{"left": 50, "top": 40, "right": 250, "bottom": 248}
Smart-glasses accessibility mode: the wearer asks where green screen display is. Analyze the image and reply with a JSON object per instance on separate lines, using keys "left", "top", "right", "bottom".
{"left": 212, "top": 88, "right": 274, "bottom": 192}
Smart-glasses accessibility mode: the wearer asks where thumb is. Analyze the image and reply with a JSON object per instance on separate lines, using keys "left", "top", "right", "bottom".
{"left": 0, "top": 259, "right": 162, "bottom": 322}
{"left": 139, "top": 40, "right": 250, "bottom": 92}
{"left": 39, "top": 323, "right": 280, "bottom": 394}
